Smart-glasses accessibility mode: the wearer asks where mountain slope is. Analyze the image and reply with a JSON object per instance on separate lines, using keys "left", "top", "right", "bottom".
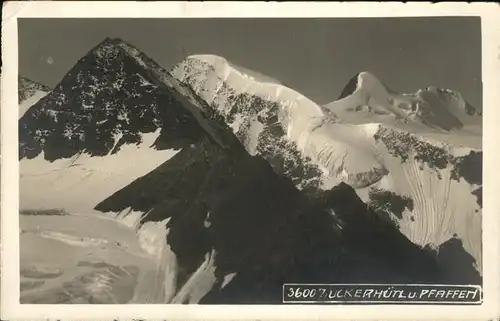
{"left": 94, "top": 108, "right": 447, "bottom": 304}
{"left": 18, "top": 38, "right": 215, "bottom": 303}
{"left": 326, "top": 71, "right": 483, "bottom": 277}
{"left": 19, "top": 38, "right": 481, "bottom": 304}
{"left": 171, "top": 55, "right": 482, "bottom": 283}
{"left": 18, "top": 76, "right": 51, "bottom": 117}
{"left": 19, "top": 37, "right": 202, "bottom": 213}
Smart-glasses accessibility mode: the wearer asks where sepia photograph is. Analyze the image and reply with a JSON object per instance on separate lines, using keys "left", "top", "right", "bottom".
{"left": 2, "top": 1, "right": 500, "bottom": 320}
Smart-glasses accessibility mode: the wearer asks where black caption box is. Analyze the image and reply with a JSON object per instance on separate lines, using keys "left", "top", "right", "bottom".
{"left": 282, "top": 284, "right": 482, "bottom": 304}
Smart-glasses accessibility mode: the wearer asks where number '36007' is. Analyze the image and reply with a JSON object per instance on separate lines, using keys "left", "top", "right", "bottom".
{"left": 287, "top": 287, "right": 317, "bottom": 299}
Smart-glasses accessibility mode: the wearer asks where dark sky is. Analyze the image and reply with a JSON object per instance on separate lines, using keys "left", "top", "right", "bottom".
{"left": 18, "top": 17, "right": 482, "bottom": 108}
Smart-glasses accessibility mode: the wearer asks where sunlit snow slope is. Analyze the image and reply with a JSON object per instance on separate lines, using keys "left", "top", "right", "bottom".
{"left": 171, "top": 55, "right": 482, "bottom": 279}
{"left": 20, "top": 130, "right": 178, "bottom": 214}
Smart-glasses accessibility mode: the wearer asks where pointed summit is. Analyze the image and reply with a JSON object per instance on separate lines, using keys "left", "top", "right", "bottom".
{"left": 93, "top": 36, "right": 126, "bottom": 49}
{"left": 336, "top": 71, "right": 398, "bottom": 102}
{"left": 19, "top": 37, "right": 203, "bottom": 161}
{"left": 103, "top": 36, "right": 123, "bottom": 44}
{"left": 337, "top": 72, "right": 362, "bottom": 100}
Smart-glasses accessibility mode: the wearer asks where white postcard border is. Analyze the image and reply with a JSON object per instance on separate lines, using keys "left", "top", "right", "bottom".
{"left": 2, "top": 2, "right": 499, "bottom": 320}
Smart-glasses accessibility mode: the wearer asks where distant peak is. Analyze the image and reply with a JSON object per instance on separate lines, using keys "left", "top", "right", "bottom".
{"left": 89, "top": 37, "right": 142, "bottom": 62}
{"left": 337, "top": 72, "right": 362, "bottom": 100}
{"left": 337, "top": 71, "right": 381, "bottom": 98}
{"left": 357, "top": 71, "right": 393, "bottom": 92}
{"left": 336, "top": 71, "right": 397, "bottom": 101}
{"left": 357, "top": 71, "right": 380, "bottom": 83}
{"left": 90, "top": 37, "right": 132, "bottom": 55}
{"left": 185, "top": 54, "right": 229, "bottom": 68}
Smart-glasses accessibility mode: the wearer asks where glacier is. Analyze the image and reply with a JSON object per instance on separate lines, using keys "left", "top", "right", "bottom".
{"left": 171, "top": 54, "right": 482, "bottom": 277}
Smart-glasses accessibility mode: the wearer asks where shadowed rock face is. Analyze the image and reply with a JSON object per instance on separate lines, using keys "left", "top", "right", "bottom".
{"left": 99, "top": 145, "right": 445, "bottom": 303}
{"left": 374, "top": 127, "right": 483, "bottom": 184}
{"left": 427, "top": 237, "right": 482, "bottom": 286}
{"left": 451, "top": 151, "right": 482, "bottom": 186}
{"left": 96, "top": 97, "right": 445, "bottom": 303}
{"left": 451, "top": 150, "right": 483, "bottom": 209}
{"left": 337, "top": 73, "right": 361, "bottom": 100}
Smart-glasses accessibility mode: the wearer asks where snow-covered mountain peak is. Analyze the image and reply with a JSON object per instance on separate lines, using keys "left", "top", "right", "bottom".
{"left": 187, "top": 54, "right": 284, "bottom": 85}
{"left": 356, "top": 71, "right": 388, "bottom": 91}
{"left": 171, "top": 54, "right": 331, "bottom": 146}
{"left": 325, "top": 71, "right": 481, "bottom": 132}
{"left": 336, "top": 71, "right": 390, "bottom": 101}
{"left": 171, "top": 55, "right": 324, "bottom": 119}
{"left": 171, "top": 57, "right": 393, "bottom": 191}
{"left": 19, "top": 38, "right": 204, "bottom": 162}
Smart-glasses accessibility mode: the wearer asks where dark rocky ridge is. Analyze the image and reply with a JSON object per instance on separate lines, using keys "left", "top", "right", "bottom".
{"left": 19, "top": 37, "right": 479, "bottom": 303}
{"left": 368, "top": 188, "right": 414, "bottom": 220}
{"left": 19, "top": 38, "right": 202, "bottom": 162}
{"left": 374, "top": 127, "right": 482, "bottom": 188}
{"left": 451, "top": 150, "right": 482, "bottom": 186}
